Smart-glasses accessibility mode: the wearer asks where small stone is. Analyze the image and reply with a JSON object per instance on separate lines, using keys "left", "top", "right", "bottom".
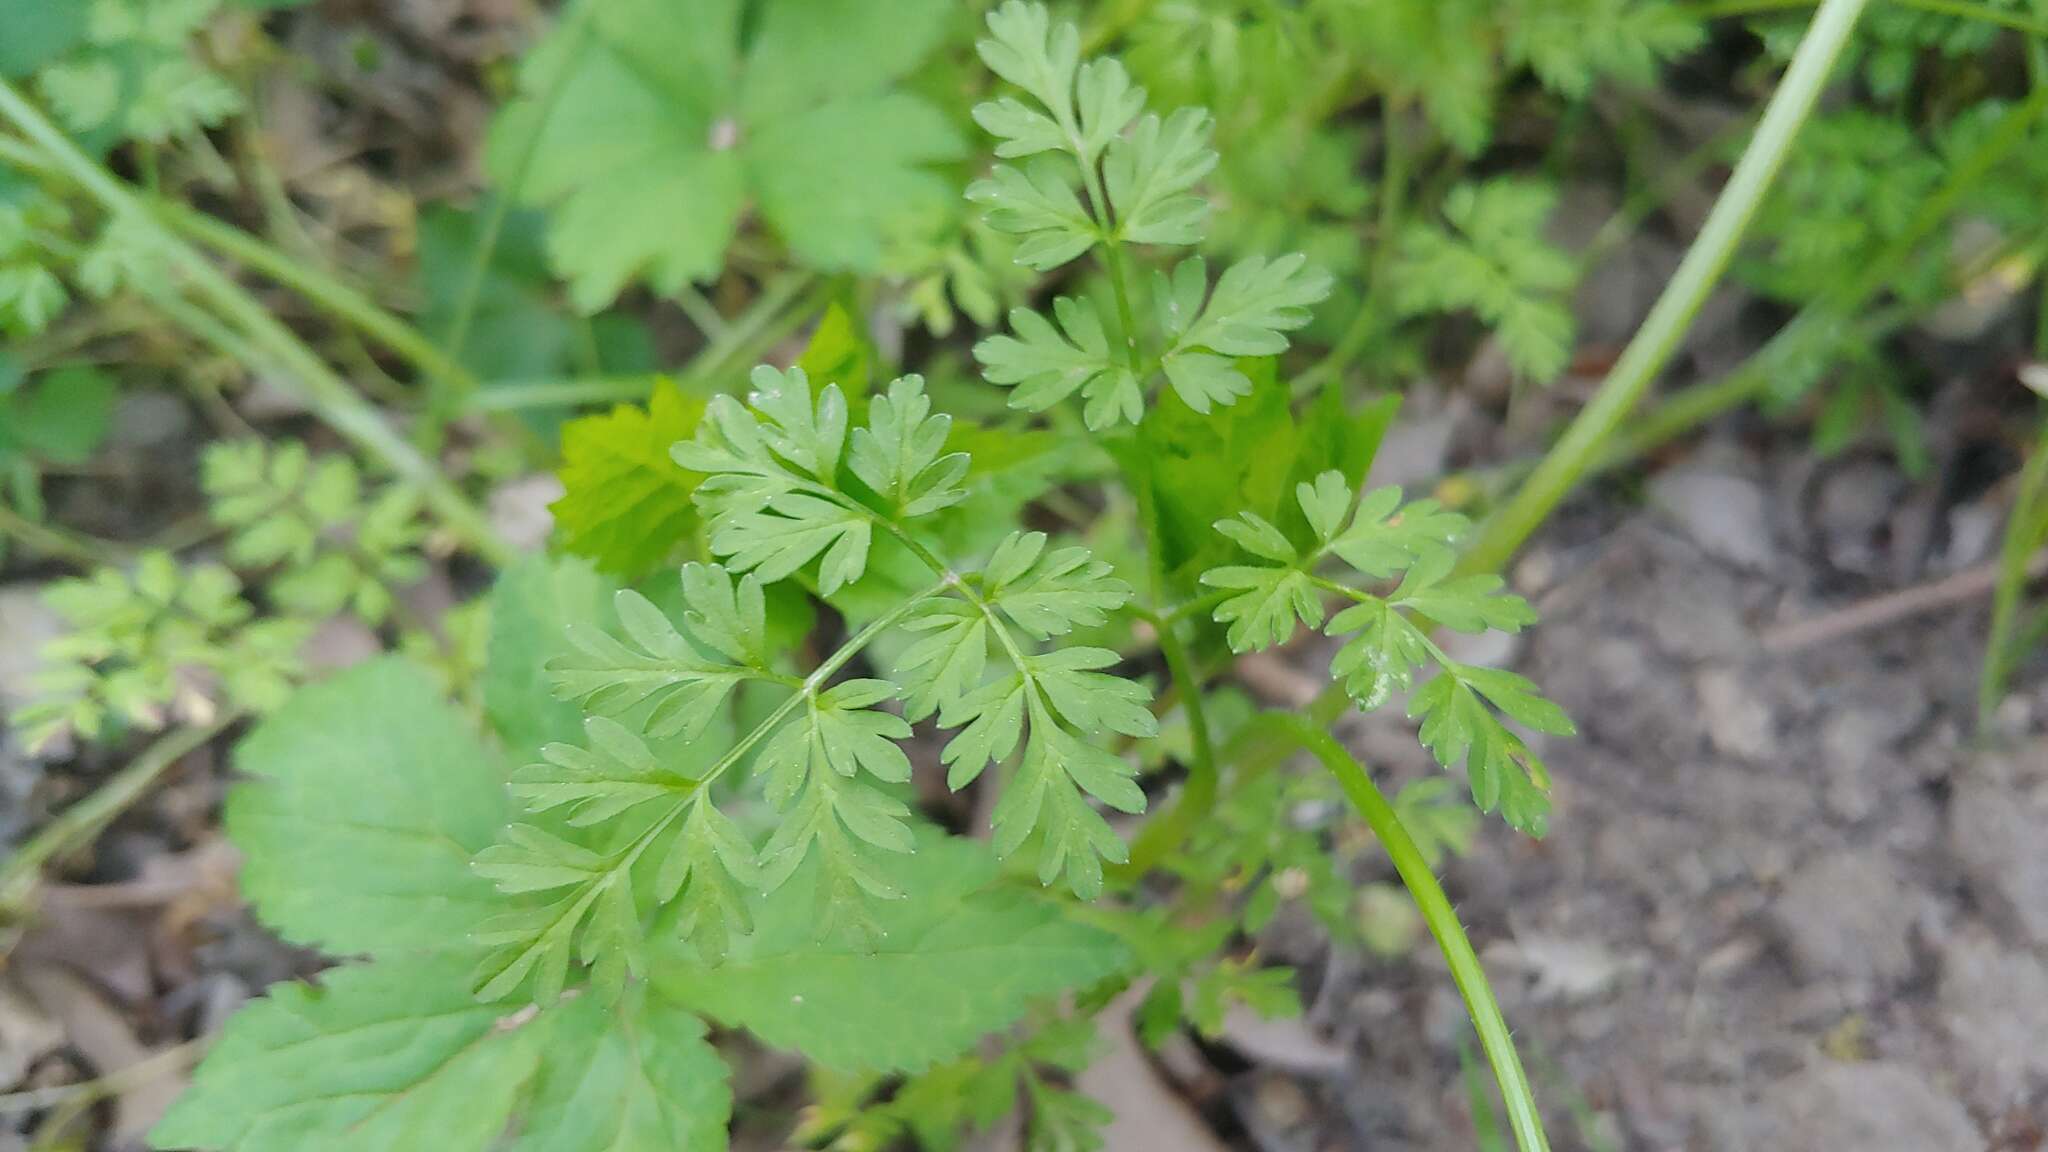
{"left": 1949, "top": 752, "right": 2048, "bottom": 950}
{"left": 1648, "top": 468, "right": 1775, "bottom": 572}
{"left": 1818, "top": 709, "right": 1893, "bottom": 822}
{"left": 1696, "top": 668, "right": 1774, "bottom": 762}
{"left": 1814, "top": 459, "right": 1905, "bottom": 577}
{"left": 1769, "top": 847, "right": 1917, "bottom": 988}
{"left": 1754, "top": 1062, "right": 1977, "bottom": 1152}
{"left": 1937, "top": 933, "right": 2048, "bottom": 1110}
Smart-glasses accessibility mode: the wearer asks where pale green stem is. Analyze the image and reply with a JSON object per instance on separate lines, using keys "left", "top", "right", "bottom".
{"left": 1245, "top": 712, "right": 1550, "bottom": 1152}
{"left": 1688, "top": 0, "right": 2048, "bottom": 34}
{"left": 157, "top": 202, "right": 483, "bottom": 397}
{"left": 1460, "top": 0, "right": 1871, "bottom": 576}
{"left": 0, "top": 79, "right": 514, "bottom": 565}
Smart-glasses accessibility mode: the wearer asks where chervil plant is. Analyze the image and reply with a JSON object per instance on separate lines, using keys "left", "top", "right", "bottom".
{"left": 130, "top": 6, "right": 1573, "bottom": 1149}
{"left": 17, "top": 0, "right": 2020, "bottom": 1148}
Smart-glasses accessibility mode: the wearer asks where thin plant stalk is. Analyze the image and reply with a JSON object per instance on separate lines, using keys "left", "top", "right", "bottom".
{"left": 1246, "top": 712, "right": 1551, "bottom": 1152}
{"left": 0, "top": 135, "right": 486, "bottom": 403}
{"left": 1687, "top": 0, "right": 2048, "bottom": 34}
{"left": 157, "top": 202, "right": 484, "bottom": 398}
{"left": 440, "top": 1, "right": 598, "bottom": 377}
{"left": 1298, "top": 96, "right": 1410, "bottom": 395}
{"left": 1981, "top": 417, "right": 2048, "bottom": 726}
{"left": 1584, "top": 85, "right": 2048, "bottom": 474}
{"left": 0, "top": 79, "right": 515, "bottom": 565}
{"left": 1459, "top": 0, "right": 1871, "bottom": 575}
{"left": 0, "top": 716, "right": 238, "bottom": 911}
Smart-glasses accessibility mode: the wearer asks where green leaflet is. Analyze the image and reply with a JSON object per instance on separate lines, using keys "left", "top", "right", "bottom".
{"left": 202, "top": 439, "right": 428, "bottom": 626}
{"left": 1391, "top": 179, "right": 1576, "bottom": 383}
{"left": 550, "top": 383, "right": 706, "bottom": 580}
{"left": 151, "top": 956, "right": 730, "bottom": 1152}
{"left": 13, "top": 552, "right": 308, "bottom": 752}
{"left": 965, "top": 4, "right": 1331, "bottom": 429}
{"left": 1200, "top": 471, "right": 1572, "bottom": 836}
{"left": 655, "top": 834, "right": 1129, "bottom": 1073}
{"left": 493, "top": 0, "right": 961, "bottom": 309}
{"left": 1123, "top": 360, "right": 1396, "bottom": 599}
{"left": 225, "top": 658, "right": 513, "bottom": 957}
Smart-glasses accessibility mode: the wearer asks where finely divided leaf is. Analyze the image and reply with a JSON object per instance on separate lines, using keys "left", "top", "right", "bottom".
{"left": 547, "top": 586, "right": 762, "bottom": 741}
{"left": 1392, "top": 179, "right": 1576, "bottom": 383}
{"left": 1161, "top": 255, "right": 1330, "bottom": 412}
{"left": 975, "top": 297, "right": 1139, "bottom": 430}
{"left": 848, "top": 375, "right": 970, "bottom": 518}
{"left": 1105, "top": 109, "right": 1216, "bottom": 246}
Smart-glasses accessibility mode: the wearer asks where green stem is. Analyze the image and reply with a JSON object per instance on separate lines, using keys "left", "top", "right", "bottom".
{"left": 1244, "top": 712, "right": 1550, "bottom": 1152}
{"left": 465, "top": 374, "right": 675, "bottom": 412}
{"left": 0, "top": 79, "right": 515, "bottom": 566}
{"left": 1114, "top": 607, "right": 1218, "bottom": 880}
{"left": 157, "top": 202, "right": 483, "bottom": 397}
{"left": 1576, "top": 84, "right": 2048, "bottom": 475}
{"left": 1688, "top": 0, "right": 2048, "bottom": 33}
{"left": 1981, "top": 415, "right": 2048, "bottom": 727}
{"left": 1299, "top": 96, "right": 1409, "bottom": 395}
{"left": 0, "top": 716, "right": 239, "bottom": 912}
{"left": 0, "top": 502, "right": 116, "bottom": 566}
{"left": 1460, "top": 0, "right": 1870, "bottom": 576}
{"left": 0, "top": 135, "right": 485, "bottom": 413}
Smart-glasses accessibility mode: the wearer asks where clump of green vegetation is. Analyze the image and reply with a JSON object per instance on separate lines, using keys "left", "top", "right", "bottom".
{"left": 2, "top": 0, "right": 2045, "bottom": 1150}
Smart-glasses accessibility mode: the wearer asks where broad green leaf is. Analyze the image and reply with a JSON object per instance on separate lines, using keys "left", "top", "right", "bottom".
{"left": 226, "top": 658, "right": 512, "bottom": 958}
{"left": 654, "top": 834, "right": 1128, "bottom": 1072}
{"left": 495, "top": 0, "right": 957, "bottom": 309}
{"left": 0, "top": 0, "right": 87, "bottom": 76}
{"left": 151, "top": 956, "right": 541, "bottom": 1152}
{"left": 550, "top": 383, "right": 705, "bottom": 580}
{"left": 1, "top": 366, "right": 115, "bottom": 464}
{"left": 794, "top": 301, "right": 875, "bottom": 401}
{"left": 484, "top": 554, "right": 616, "bottom": 756}
{"left": 509, "top": 988, "right": 730, "bottom": 1152}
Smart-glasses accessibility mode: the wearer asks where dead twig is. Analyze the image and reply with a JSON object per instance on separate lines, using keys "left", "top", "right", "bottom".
{"left": 1764, "top": 550, "right": 2048, "bottom": 654}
